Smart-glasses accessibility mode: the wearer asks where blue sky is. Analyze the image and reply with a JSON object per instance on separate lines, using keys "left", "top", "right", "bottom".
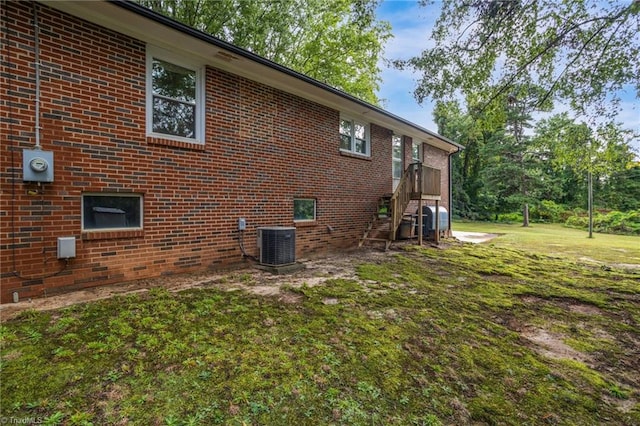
{"left": 375, "top": 1, "right": 640, "bottom": 153}
{"left": 375, "top": 1, "right": 438, "bottom": 131}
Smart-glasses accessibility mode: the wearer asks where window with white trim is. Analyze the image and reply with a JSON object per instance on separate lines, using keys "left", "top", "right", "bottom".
{"left": 147, "top": 47, "right": 204, "bottom": 143}
{"left": 294, "top": 198, "right": 316, "bottom": 221}
{"left": 339, "top": 117, "right": 370, "bottom": 156}
{"left": 392, "top": 134, "right": 403, "bottom": 191}
{"left": 412, "top": 141, "right": 422, "bottom": 162}
{"left": 82, "top": 193, "right": 143, "bottom": 231}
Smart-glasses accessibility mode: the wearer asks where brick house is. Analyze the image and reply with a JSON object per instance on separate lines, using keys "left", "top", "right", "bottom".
{"left": 0, "top": 1, "right": 462, "bottom": 303}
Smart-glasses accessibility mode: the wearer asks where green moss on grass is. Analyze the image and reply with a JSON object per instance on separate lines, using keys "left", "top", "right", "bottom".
{"left": 1, "top": 242, "right": 638, "bottom": 425}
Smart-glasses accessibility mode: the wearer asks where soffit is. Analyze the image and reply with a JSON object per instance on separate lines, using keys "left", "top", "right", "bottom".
{"left": 41, "top": 1, "right": 461, "bottom": 153}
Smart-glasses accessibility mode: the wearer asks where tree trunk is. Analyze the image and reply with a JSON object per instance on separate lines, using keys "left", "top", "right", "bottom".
{"left": 522, "top": 203, "right": 529, "bottom": 227}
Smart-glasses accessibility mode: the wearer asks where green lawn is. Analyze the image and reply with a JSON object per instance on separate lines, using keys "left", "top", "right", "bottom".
{"left": 1, "top": 230, "right": 639, "bottom": 425}
{"left": 453, "top": 221, "right": 640, "bottom": 265}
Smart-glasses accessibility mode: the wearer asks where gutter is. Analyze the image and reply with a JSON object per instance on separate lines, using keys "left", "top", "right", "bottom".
{"left": 448, "top": 146, "right": 463, "bottom": 233}
{"left": 109, "top": 0, "right": 464, "bottom": 152}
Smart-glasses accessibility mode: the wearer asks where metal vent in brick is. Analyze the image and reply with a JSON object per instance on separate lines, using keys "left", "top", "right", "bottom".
{"left": 257, "top": 227, "right": 296, "bottom": 266}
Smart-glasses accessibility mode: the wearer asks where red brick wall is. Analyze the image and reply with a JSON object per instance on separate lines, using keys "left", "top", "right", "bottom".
{"left": 1, "top": 2, "right": 397, "bottom": 302}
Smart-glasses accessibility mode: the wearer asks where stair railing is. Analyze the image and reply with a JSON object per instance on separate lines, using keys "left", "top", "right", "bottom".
{"left": 389, "top": 163, "right": 441, "bottom": 241}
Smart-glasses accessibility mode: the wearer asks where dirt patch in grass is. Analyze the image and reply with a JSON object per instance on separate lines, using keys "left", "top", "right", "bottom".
{"left": 568, "top": 303, "right": 602, "bottom": 315}
{"left": 0, "top": 247, "right": 394, "bottom": 322}
{"left": 452, "top": 230, "right": 501, "bottom": 243}
{"left": 521, "top": 327, "right": 591, "bottom": 363}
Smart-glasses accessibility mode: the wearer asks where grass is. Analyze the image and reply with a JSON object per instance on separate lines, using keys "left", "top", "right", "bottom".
{"left": 453, "top": 221, "right": 640, "bottom": 265}
{"left": 1, "top": 228, "right": 639, "bottom": 425}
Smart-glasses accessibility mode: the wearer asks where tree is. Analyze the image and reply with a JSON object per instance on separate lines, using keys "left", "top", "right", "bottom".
{"left": 435, "top": 86, "right": 556, "bottom": 223}
{"left": 397, "top": 0, "right": 640, "bottom": 120}
{"left": 434, "top": 100, "right": 491, "bottom": 219}
{"left": 136, "top": 0, "right": 391, "bottom": 104}
{"left": 533, "top": 114, "right": 635, "bottom": 236}
{"left": 600, "top": 163, "right": 640, "bottom": 211}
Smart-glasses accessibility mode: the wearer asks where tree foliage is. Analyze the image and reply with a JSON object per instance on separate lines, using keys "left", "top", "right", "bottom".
{"left": 136, "top": 0, "right": 391, "bottom": 104}
{"left": 437, "top": 102, "right": 637, "bottom": 220}
{"left": 398, "top": 0, "right": 640, "bottom": 118}
{"left": 533, "top": 113, "right": 635, "bottom": 176}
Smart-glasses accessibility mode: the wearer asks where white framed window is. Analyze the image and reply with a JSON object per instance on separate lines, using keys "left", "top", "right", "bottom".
{"left": 392, "top": 135, "right": 403, "bottom": 180}
{"left": 339, "top": 116, "right": 370, "bottom": 156}
{"left": 82, "top": 193, "right": 143, "bottom": 231}
{"left": 392, "top": 134, "right": 403, "bottom": 191}
{"left": 412, "top": 141, "right": 422, "bottom": 162}
{"left": 294, "top": 198, "right": 316, "bottom": 222}
{"left": 146, "top": 46, "right": 205, "bottom": 143}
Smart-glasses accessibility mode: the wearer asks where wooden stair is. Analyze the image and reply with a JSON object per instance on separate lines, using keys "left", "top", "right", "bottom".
{"left": 360, "top": 163, "right": 445, "bottom": 250}
{"left": 358, "top": 214, "right": 393, "bottom": 250}
{"left": 359, "top": 195, "right": 393, "bottom": 250}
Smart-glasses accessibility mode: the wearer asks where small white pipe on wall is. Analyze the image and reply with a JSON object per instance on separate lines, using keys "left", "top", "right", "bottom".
{"left": 33, "top": 2, "right": 42, "bottom": 150}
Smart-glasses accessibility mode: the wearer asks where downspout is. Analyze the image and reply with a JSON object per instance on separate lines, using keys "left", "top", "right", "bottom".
{"left": 447, "top": 147, "right": 461, "bottom": 234}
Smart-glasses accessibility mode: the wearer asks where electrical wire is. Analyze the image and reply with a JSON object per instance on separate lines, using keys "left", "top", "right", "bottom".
{"left": 12, "top": 260, "right": 70, "bottom": 281}
{"left": 7, "top": 3, "right": 70, "bottom": 284}
{"left": 238, "top": 230, "right": 258, "bottom": 262}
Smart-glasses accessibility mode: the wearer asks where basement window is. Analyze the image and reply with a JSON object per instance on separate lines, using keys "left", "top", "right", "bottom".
{"left": 294, "top": 198, "right": 316, "bottom": 222}
{"left": 147, "top": 47, "right": 204, "bottom": 143}
{"left": 82, "top": 194, "right": 143, "bottom": 231}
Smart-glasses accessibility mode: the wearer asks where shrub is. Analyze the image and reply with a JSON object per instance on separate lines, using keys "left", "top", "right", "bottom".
{"left": 530, "top": 200, "right": 566, "bottom": 223}
{"left": 497, "top": 212, "right": 523, "bottom": 223}
{"left": 564, "top": 209, "right": 640, "bottom": 236}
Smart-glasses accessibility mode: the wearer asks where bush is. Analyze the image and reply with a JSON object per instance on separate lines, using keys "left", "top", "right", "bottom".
{"left": 565, "top": 215, "right": 588, "bottom": 229}
{"left": 496, "top": 212, "right": 524, "bottom": 223}
{"left": 498, "top": 201, "right": 570, "bottom": 224}
{"left": 530, "top": 200, "right": 566, "bottom": 223}
{"left": 564, "top": 209, "right": 640, "bottom": 236}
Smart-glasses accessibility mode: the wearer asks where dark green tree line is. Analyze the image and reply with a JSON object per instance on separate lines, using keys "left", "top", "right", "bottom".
{"left": 408, "top": 0, "right": 639, "bottom": 221}
{"left": 436, "top": 102, "right": 637, "bottom": 220}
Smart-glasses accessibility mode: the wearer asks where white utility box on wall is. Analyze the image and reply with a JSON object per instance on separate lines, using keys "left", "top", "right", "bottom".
{"left": 57, "top": 237, "right": 76, "bottom": 259}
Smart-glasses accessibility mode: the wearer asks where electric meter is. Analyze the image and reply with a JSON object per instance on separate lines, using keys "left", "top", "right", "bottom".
{"left": 23, "top": 149, "right": 54, "bottom": 182}
{"left": 29, "top": 157, "right": 49, "bottom": 172}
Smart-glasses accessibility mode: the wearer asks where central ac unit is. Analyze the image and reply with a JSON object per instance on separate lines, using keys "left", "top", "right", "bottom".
{"left": 257, "top": 227, "right": 296, "bottom": 266}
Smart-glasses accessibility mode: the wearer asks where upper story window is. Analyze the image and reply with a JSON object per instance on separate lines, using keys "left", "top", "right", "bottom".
{"left": 392, "top": 134, "right": 403, "bottom": 191}
{"left": 392, "top": 135, "right": 403, "bottom": 179}
{"left": 340, "top": 117, "right": 370, "bottom": 156}
{"left": 412, "top": 141, "right": 422, "bottom": 162}
{"left": 147, "top": 47, "right": 204, "bottom": 143}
